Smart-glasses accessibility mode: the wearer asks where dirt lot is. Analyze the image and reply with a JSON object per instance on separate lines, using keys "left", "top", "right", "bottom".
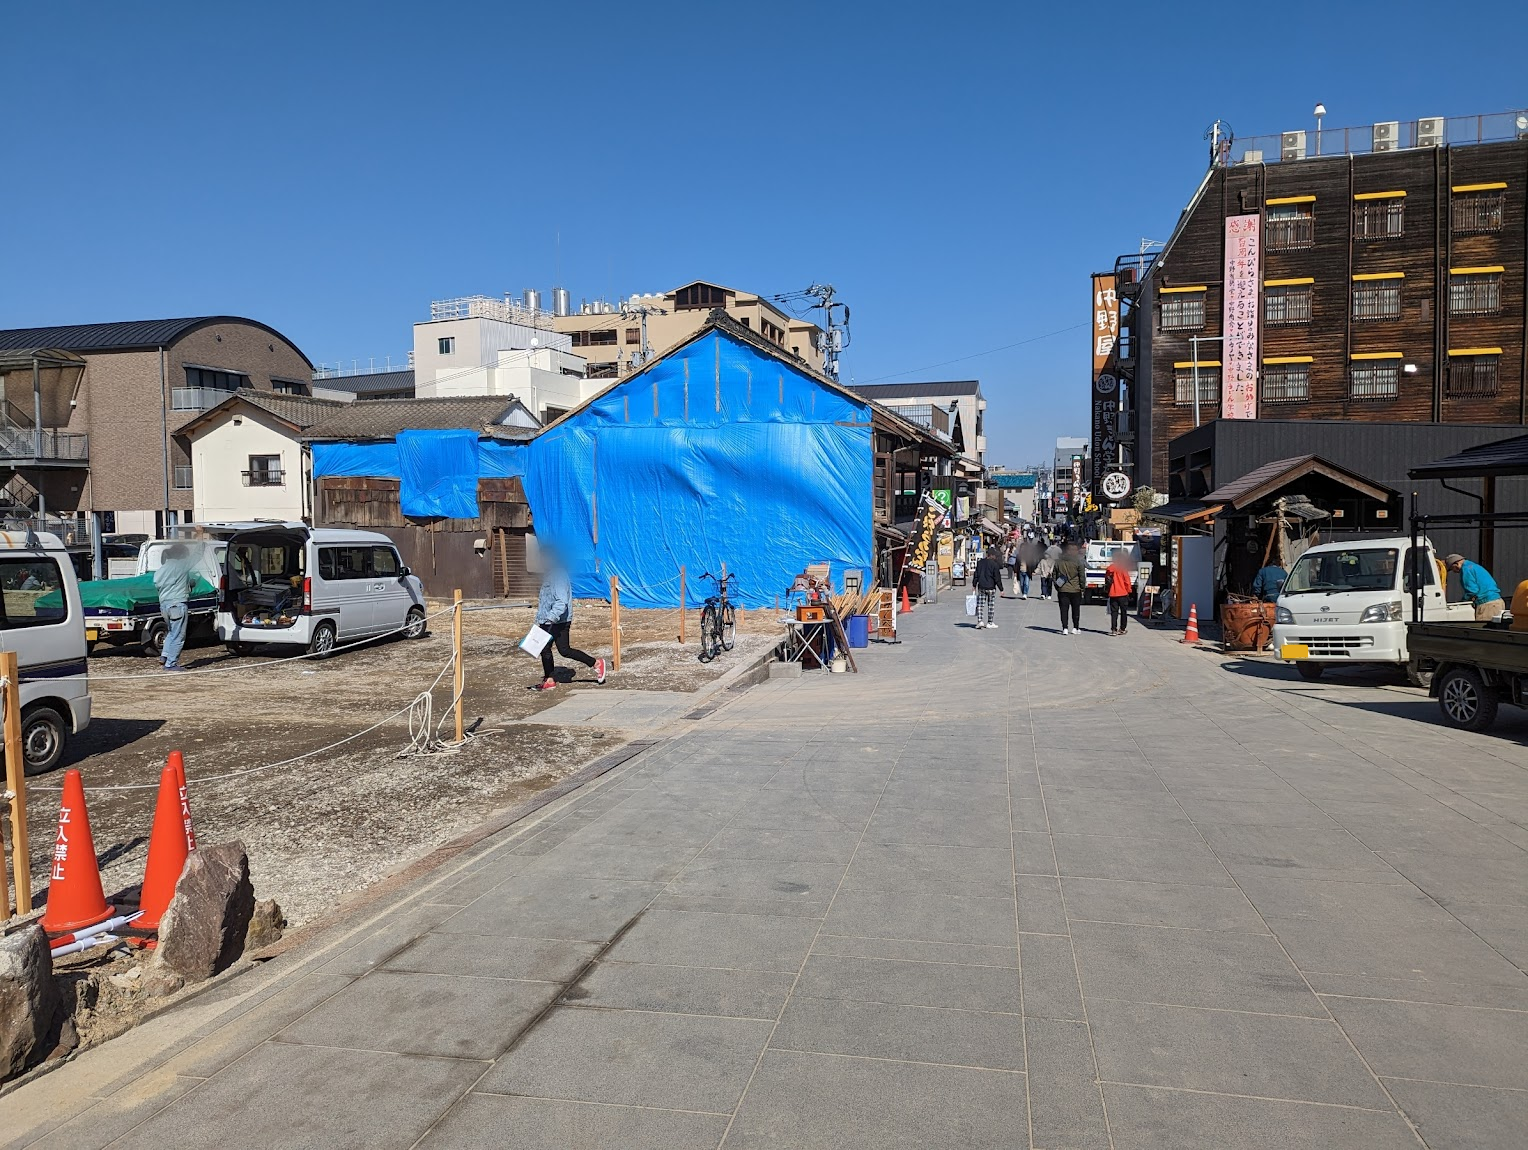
{"left": 24, "top": 600, "right": 780, "bottom": 927}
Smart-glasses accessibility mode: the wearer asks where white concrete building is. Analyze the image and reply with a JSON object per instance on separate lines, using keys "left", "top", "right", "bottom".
{"left": 180, "top": 393, "right": 343, "bottom": 522}
{"left": 852, "top": 380, "right": 987, "bottom": 471}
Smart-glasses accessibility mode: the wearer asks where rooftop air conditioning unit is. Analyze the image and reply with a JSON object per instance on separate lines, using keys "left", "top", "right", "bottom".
{"left": 1280, "top": 131, "right": 1307, "bottom": 161}
{"left": 1373, "top": 121, "right": 1399, "bottom": 152}
{"left": 1417, "top": 117, "right": 1444, "bottom": 147}
{"left": 1242, "top": 148, "right": 1265, "bottom": 164}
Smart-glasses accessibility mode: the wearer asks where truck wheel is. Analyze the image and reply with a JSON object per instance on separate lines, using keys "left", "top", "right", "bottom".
{"left": 142, "top": 621, "right": 167, "bottom": 658}
{"left": 1437, "top": 667, "right": 1498, "bottom": 732}
{"left": 1405, "top": 661, "right": 1434, "bottom": 690}
{"left": 21, "top": 705, "right": 67, "bottom": 776}
{"left": 1296, "top": 662, "right": 1325, "bottom": 681}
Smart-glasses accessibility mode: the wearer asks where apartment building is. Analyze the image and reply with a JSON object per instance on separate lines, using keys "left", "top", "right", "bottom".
{"left": 853, "top": 381, "right": 987, "bottom": 471}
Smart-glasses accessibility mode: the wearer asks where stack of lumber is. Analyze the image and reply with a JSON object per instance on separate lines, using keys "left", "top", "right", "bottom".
{"left": 830, "top": 584, "right": 881, "bottom": 618}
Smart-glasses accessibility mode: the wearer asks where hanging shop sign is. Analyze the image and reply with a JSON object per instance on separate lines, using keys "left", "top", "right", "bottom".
{"left": 1092, "top": 274, "right": 1119, "bottom": 374}
{"left": 1223, "top": 214, "right": 1260, "bottom": 420}
{"left": 1100, "top": 471, "right": 1132, "bottom": 503}
{"left": 905, "top": 498, "right": 943, "bottom": 571}
{"left": 1091, "top": 273, "right": 1122, "bottom": 492}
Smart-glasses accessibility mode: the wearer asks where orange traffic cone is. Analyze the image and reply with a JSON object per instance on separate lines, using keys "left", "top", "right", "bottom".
{"left": 1181, "top": 603, "right": 1200, "bottom": 645}
{"left": 900, "top": 585, "right": 913, "bottom": 614}
{"left": 40, "top": 770, "right": 114, "bottom": 934}
{"left": 169, "top": 750, "right": 196, "bottom": 851}
{"left": 138, "top": 763, "right": 190, "bottom": 931}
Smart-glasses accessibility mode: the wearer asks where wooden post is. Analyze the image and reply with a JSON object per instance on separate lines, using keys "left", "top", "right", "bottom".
{"left": 3, "top": 652, "right": 30, "bottom": 915}
{"left": 610, "top": 575, "right": 622, "bottom": 671}
{"left": 452, "top": 590, "right": 464, "bottom": 744}
{"left": 679, "top": 566, "right": 686, "bottom": 644}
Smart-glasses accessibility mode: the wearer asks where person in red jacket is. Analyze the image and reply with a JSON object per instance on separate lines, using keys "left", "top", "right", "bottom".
{"left": 1106, "top": 550, "right": 1136, "bottom": 636}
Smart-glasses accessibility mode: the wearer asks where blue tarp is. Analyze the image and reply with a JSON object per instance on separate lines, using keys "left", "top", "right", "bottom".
{"left": 397, "top": 429, "right": 480, "bottom": 518}
{"left": 312, "top": 441, "right": 400, "bottom": 478}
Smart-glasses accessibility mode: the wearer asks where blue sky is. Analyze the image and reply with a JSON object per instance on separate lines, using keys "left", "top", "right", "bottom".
{"left": 7, "top": 2, "right": 1526, "bottom": 466}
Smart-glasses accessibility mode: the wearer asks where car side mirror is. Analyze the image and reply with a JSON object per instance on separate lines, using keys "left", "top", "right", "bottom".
{"left": 398, "top": 566, "right": 411, "bottom": 578}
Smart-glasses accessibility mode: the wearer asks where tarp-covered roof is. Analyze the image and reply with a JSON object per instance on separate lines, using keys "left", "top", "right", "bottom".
{"left": 1409, "top": 433, "right": 1528, "bottom": 479}
{"left": 1206, "top": 455, "right": 1393, "bottom": 508}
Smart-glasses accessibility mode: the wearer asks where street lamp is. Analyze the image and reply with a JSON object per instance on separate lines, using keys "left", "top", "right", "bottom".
{"left": 1313, "top": 103, "right": 1327, "bottom": 155}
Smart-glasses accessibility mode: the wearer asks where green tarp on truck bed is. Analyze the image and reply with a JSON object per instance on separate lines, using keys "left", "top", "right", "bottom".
{"left": 73, "top": 573, "right": 218, "bottom": 615}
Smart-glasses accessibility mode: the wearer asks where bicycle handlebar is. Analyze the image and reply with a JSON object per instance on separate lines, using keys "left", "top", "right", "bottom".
{"left": 699, "top": 571, "right": 738, "bottom": 587}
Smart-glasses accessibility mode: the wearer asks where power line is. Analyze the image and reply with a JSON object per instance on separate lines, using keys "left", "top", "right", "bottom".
{"left": 854, "top": 321, "right": 1090, "bottom": 385}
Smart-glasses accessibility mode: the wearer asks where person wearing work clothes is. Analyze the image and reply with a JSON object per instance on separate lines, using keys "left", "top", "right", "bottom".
{"left": 1053, "top": 542, "right": 1085, "bottom": 635}
{"left": 1106, "top": 551, "right": 1135, "bottom": 636}
{"left": 1445, "top": 553, "right": 1505, "bottom": 621}
{"left": 1251, "top": 562, "right": 1288, "bottom": 602}
{"left": 534, "top": 562, "right": 607, "bottom": 690}
{"left": 973, "top": 548, "right": 1004, "bottom": 629}
{"left": 153, "top": 543, "right": 196, "bottom": 672}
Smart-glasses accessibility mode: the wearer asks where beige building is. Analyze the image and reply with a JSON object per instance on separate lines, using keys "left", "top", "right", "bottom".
{"left": 552, "top": 280, "right": 826, "bottom": 378}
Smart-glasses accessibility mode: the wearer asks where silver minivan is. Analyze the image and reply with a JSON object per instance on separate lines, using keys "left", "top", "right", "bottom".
{"left": 0, "top": 530, "right": 92, "bottom": 773}
{"left": 215, "top": 524, "right": 427, "bottom": 656}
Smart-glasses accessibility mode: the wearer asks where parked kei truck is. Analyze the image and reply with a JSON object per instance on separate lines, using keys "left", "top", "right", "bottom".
{"left": 1271, "top": 536, "right": 1472, "bottom": 683}
{"left": 83, "top": 538, "right": 224, "bottom": 657}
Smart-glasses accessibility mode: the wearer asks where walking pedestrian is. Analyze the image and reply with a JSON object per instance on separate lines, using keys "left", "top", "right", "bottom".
{"left": 1444, "top": 553, "right": 1505, "bottom": 621}
{"left": 973, "top": 546, "right": 1003, "bottom": 629}
{"left": 1017, "top": 534, "right": 1042, "bottom": 600}
{"left": 1106, "top": 549, "right": 1135, "bottom": 636}
{"left": 153, "top": 543, "right": 196, "bottom": 671}
{"left": 1053, "top": 541, "right": 1085, "bottom": 634}
{"left": 533, "top": 553, "right": 607, "bottom": 690}
{"left": 1035, "top": 551, "right": 1055, "bottom": 600}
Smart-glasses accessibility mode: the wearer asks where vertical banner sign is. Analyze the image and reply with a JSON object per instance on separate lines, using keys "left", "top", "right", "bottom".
{"left": 1223, "top": 214, "right": 1261, "bottom": 419}
{"left": 1091, "top": 274, "right": 1121, "bottom": 491}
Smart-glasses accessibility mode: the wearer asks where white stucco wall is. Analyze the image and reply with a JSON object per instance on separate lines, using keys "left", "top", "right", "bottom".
{"left": 189, "top": 409, "right": 306, "bottom": 523}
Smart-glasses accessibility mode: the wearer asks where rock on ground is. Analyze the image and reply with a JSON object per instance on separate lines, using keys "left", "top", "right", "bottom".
{"left": 0, "top": 926, "right": 58, "bottom": 1079}
{"left": 154, "top": 842, "right": 255, "bottom": 983}
{"left": 244, "top": 898, "right": 286, "bottom": 953}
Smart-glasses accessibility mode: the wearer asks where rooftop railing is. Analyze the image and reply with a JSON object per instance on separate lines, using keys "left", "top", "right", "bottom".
{"left": 1222, "top": 110, "right": 1528, "bottom": 168}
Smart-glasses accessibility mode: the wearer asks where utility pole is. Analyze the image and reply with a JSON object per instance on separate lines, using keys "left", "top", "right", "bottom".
{"left": 773, "top": 284, "right": 851, "bottom": 379}
{"left": 620, "top": 301, "right": 668, "bottom": 370}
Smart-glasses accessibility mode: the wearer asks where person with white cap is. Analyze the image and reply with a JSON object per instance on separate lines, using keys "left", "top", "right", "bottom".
{"left": 1445, "top": 552, "right": 1504, "bottom": 621}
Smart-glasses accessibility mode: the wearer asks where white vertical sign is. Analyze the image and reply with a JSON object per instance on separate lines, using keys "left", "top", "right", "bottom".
{"left": 1222, "top": 214, "right": 1260, "bottom": 419}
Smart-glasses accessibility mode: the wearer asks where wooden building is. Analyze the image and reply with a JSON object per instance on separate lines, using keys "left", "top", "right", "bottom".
{"left": 1119, "top": 122, "right": 1528, "bottom": 492}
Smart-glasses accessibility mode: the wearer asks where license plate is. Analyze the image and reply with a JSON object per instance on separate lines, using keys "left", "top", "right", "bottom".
{"left": 1280, "top": 644, "right": 1310, "bottom": 660}
{"left": 85, "top": 628, "right": 99, "bottom": 642}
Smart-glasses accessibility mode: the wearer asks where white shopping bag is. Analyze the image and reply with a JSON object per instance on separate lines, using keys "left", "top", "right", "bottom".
{"left": 519, "top": 624, "right": 552, "bottom": 657}
{"left": 965, "top": 593, "right": 979, "bottom": 617}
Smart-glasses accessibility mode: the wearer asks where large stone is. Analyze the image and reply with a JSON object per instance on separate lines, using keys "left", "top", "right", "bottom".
{"left": 244, "top": 898, "right": 287, "bottom": 953}
{"left": 0, "top": 925, "right": 58, "bottom": 1079}
{"left": 154, "top": 842, "right": 256, "bottom": 983}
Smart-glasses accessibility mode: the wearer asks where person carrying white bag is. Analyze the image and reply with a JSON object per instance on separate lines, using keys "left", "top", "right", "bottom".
{"left": 529, "top": 547, "right": 606, "bottom": 691}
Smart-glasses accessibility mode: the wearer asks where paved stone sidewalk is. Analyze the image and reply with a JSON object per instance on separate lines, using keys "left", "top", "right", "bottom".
{"left": 5, "top": 593, "right": 1528, "bottom": 1147}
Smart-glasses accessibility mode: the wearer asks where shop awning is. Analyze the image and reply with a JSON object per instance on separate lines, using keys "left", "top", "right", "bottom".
{"left": 1206, "top": 455, "right": 1393, "bottom": 509}
{"left": 1409, "top": 434, "right": 1528, "bottom": 480}
{"left": 1145, "top": 500, "right": 1223, "bottom": 524}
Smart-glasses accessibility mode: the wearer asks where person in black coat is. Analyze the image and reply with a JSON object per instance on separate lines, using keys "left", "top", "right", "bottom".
{"left": 973, "top": 549, "right": 1004, "bottom": 629}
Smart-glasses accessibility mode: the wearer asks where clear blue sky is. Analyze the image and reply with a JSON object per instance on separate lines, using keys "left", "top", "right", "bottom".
{"left": 7, "top": 2, "right": 1525, "bottom": 466}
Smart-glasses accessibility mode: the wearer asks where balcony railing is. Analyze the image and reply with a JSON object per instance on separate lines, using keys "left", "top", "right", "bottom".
{"left": 171, "top": 386, "right": 238, "bottom": 412}
{"left": 0, "top": 426, "right": 89, "bottom": 462}
{"left": 242, "top": 469, "right": 286, "bottom": 487}
{"left": 1225, "top": 110, "right": 1528, "bottom": 168}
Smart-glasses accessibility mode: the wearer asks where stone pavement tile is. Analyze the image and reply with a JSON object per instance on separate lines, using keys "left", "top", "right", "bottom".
{"left": 382, "top": 933, "right": 600, "bottom": 983}
{"left": 606, "top": 908, "right": 819, "bottom": 972}
{"left": 1070, "top": 920, "right": 1323, "bottom": 1016}
{"left": 109, "top": 1043, "right": 483, "bottom": 1150}
{"left": 1172, "top": 796, "right": 1336, "bottom": 828}
{"left": 1309, "top": 971, "right": 1528, "bottom": 1011}
{"left": 1198, "top": 823, "right": 1400, "bottom": 883}
{"left": 1449, "top": 902, "right": 1528, "bottom": 968}
{"left": 699, "top": 826, "right": 863, "bottom": 864}
{"left": 1380, "top": 1077, "right": 1528, "bottom": 1150}
{"left": 876, "top": 774, "right": 1011, "bottom": 810}
{"left": 429, "top": 859, "right": 532, "bottom": 905}
{"left": 811, "top": 933, "right": 1019, "bottom": 969}
{"left": 316, "top": 900, "right": 461, "bottom": 976}
{"left": 865, "top": 804, "right": 1013, "bottom": 847}
{"left": 668, "top": 856, "right": 845, "bottom": 911}
{"left": 1050, "top": 834, "right": 1235, "bottom": 886}
{"left": 158, "top": 973, "right": 356, "bottom": 1079}
{"left": 417, "top": 1094, "right": 728, "bottom": 1150}
{"left": 1320, "top": 801, "right": 1528, "bottom": 859}
{"left": 442, "top": 874, "right": 664, "bottom": 941}
{"left": 1010, "top": 796, "right": 1050, "bottom": 832}
{"left": 479, "top": 1006, "right": 771, "bottom": 1112}
{"left": 793, "top": 953, "right": 1023, "bottom": 1013}
{"left": 1017, "top": 874, "right": 1070, "bottom": 935}
{"left": 1380, "top": 849, "right": 1528, "bottom": 909}
{"left": 1023, "top": 1016, "right": 1111, "bottom": 1150}
{"left": 1232, "top": 873, "right": 1457, "bottom": 925}
{"left": 1323, "top": 996, "right": 1528, "bottom": 1090}
{"left": 563, "top": 960, "right": 794, "bottom": 1019}
{"left": 1040, "top": 791, "right": 1200, "bottom": 840}
{"left": 721, "top": 1049, "right": 1028, "bottom": 1150}
{"left": 520, "top": 838, "right": 708, "bottom": 882}
{"left": 1088, "top": 999, "right": 1392, "bottom": 1108}
{"left": 772, "top": 995, "right": 1026, "bottom": 1071}
{"left": 749, "top": 783, "right": 882, "bottom": 822}
{"left": 1061, "top": 876, "right": 1266, "bottom": 933}
{"left": 1267, "top": 914, "right": 1528, "bottom": 986}
{"left": 279, "top": 971, "right": 561, "bottom": 1060}
{"left": 1101, "top": 1083, "right": 1418, "bottom": 1149}
{"left": 1019, "top": 932, "right": 1085, "bottom": 1020}
{"left": 1159, "top": 774, "right": 1308, "bottom": 803}
{"left": 727, "top": 791, "right": 874, "bottom": 834}
{"left": 824, "top": 888, "right": 1017, "bottom": 946}
{"left": 1274, "top": 767, "right": 1426, "bottom": 804}
{"left": 22, "top": 1067, "right": 200, "bottom": 1150}
{"left": 841, "top": 842, "right": 1015, "bottom": 898}
{"left": 1038, "top": 767, "right": 1171, "bottom": 795}
{"left": 650, "top": 892, "right": 829, "bottom": 919}
{"left": 1015, "top": 830, "right": 1059, "bottom": 875}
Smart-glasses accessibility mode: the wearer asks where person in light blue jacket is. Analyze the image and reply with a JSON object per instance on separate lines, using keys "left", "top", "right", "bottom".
{"left": 1445, "top": 553, "right": 1505, "bottom": 621}
{"left": 534, "top": 554, "right": 606, "bottom": 690}
{"left": 153, "top": 544, "right": 196, "bottom": 671}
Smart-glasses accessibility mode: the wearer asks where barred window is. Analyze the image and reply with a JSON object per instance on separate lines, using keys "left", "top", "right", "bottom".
{"left": 1352, "top": 282, "right": 1402, "bottom": 321}
{"left": 1447, "top": 355, "right": 1500, "bottom": 398}
{"left": 1265, "top": 284, "right": 1312, "bottom": 326}
{"left": 1160, "top": 294, "right": 1205, "bottom": 330}
{"left": 1266, "top": 203, "right": 1314, "bottom": 250}
{"left": 1349, "top": 362, "right": 1400, "bottom": 401}
{"left": 1173, "top": 369, "right": 1220, "bottom": 406}
{"left": 1452, "top": 191, "right": 1504, "bottom": 235}
{"left": 1353, "top": 198, "right": 1404, "bottom": 240}
{"left": 1261, "top": 364, "right": 1310, "bottom": 404}
{"left": 1450, "top": 272, "right": 1502, "bottom": 316}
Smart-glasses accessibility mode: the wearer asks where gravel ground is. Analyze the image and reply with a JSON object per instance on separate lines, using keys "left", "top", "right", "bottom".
{"left": 24, "top": 600, "right": 778, "bottom": 927}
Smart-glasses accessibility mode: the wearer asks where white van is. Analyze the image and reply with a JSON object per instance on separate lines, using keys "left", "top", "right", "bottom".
{"left": 1271, "top": 535, "right": 1472, "bottom": 682}
{"left": 0, "top": 531, "right": 92, "bottom": 774}
{"left": 215, "top": 524, "right": 428, "bottom": 656}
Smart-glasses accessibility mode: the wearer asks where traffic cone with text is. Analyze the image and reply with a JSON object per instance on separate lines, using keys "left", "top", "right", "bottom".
{"left": 169, "top": 749, "right": 196, "bottom": 851}
{"left": 1181, "top": 603, "right": 1200, "bottom": 645}
{"left": 40, "top": 770, "right": 114, "bottom": 934}
{"left": 138, "top": 763, "right": 190, "bottom": 931}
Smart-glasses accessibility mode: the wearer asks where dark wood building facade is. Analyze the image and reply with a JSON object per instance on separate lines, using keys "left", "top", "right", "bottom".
{"left": 1130, "top": 137, "right": 1528, "bottom": 490}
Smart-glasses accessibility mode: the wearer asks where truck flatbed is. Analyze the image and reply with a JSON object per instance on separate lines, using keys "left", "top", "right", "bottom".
{"left": 1406, "top": 619, "right": 1528, "bottom": 730}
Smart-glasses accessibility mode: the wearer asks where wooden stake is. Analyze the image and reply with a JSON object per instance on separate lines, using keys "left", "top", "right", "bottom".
{"left": 452, "top": 590, "right": 464, "bottom": 744}
{"left": 679, "top": 565, "right": 686, "bottom": 644}
{"left": 610, "top": 575, "right": 622, "bottom": 671}
{"left": 3, "top": 652, "right": 30, "bottom": 915}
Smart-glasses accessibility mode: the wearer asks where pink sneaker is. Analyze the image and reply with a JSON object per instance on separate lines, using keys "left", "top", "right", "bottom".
{"left": 534, "top": 678, "right": 557, "bottom": 691}
{"left": 595, "top": 657, "right": 607, "bottom": 684}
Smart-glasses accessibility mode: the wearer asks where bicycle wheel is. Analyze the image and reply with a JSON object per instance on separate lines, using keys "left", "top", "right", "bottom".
{"left": 720, "top": 603, "right": 737, "bottom": 651}
{"left": 699, "top": 603, "right": 719, "bottom": 662}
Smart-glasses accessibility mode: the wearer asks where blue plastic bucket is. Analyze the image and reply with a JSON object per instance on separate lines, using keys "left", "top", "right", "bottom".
{"left": 846, "top": 614, "right": 870, "bottom": 648}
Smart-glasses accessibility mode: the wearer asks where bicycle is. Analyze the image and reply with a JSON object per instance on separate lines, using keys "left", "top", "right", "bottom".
{"left": 697, "top": 572, "right": 738, "bottom": 663}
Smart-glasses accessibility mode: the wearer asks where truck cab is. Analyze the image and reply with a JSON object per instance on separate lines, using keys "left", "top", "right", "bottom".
{"left": 1271, "top": 536, "right": 1470, "bottom": 681}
